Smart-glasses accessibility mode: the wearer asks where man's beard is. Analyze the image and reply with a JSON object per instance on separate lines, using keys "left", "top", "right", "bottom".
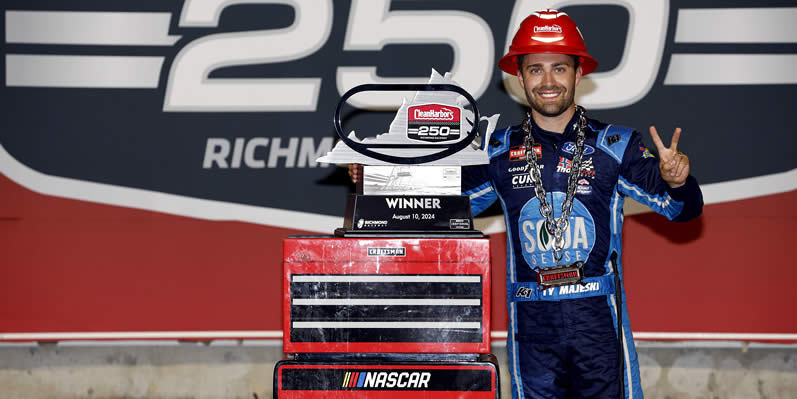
{"left": 525, "top": 85, "right": 574, "bottom": 118}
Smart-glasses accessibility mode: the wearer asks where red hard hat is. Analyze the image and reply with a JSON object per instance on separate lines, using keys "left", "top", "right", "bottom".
{"left": 498, "top": 9, "right": 598, "bottom": 76}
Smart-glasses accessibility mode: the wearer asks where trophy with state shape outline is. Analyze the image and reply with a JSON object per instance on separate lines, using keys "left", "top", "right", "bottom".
{"left": 317, "top": 70, "right": 500, "bottom": 237}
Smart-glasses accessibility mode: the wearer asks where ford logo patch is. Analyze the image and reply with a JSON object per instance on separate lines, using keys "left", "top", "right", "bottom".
{"left": 562, "top": 142, "right": 595, "bottom": 155}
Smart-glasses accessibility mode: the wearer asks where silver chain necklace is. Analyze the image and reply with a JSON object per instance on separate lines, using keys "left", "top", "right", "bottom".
{"left": 522, "top": 105, "right": 588, "bottom": 264}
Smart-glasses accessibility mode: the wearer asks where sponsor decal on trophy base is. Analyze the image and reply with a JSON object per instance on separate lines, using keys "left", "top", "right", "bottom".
{"left": 449, "top": 218, "right": 471, "bottom": 230}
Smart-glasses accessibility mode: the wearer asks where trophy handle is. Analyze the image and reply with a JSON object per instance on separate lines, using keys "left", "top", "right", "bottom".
{"left": 334, "top": 84, "right": 480, "bottom": 164}
{"left": 478, "top": 114, "right": 500, "bottom": 151}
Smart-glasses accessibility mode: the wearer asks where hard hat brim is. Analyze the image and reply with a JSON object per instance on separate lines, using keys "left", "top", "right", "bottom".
{"left": 498, "top": 47, "right": 598, "bottom": 76}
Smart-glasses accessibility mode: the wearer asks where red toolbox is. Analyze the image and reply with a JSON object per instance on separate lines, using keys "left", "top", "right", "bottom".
{"left": 283, "top": 237, "right": 491, "bottom": 354}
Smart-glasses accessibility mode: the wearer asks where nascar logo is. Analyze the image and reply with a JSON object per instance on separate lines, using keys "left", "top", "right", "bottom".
{"left": 342, "top": 371, "right": 431, "bottom": 389}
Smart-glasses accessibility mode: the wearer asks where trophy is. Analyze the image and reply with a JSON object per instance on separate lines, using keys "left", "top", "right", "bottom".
{"left": 317, "top": 70, "right": 500, "bottom": 237}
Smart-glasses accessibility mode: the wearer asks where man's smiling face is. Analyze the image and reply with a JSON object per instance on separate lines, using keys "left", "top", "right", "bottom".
{"left": 517, "top": 53, "right": 583, "bottom": 118}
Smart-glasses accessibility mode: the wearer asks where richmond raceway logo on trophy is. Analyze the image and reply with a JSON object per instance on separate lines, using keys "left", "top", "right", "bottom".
{"left": 407, "top": 104, "right": 461, "bottom": 142}
{"left": 357, "top": 219, "right": 388, "bottom": 229}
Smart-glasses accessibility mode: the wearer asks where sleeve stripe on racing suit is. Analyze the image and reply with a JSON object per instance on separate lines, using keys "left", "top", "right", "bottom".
{"left": 617, "top": 176, "right": 685, "bottom": 220}
{"left": 464, "top": 182, "right": 496, "bottom": 217}
{"left": 611, "top": 189, "right": 623, "bottom": 235}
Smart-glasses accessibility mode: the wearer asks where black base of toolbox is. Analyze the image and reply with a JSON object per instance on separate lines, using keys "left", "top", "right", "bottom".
{"left": 274, "top": 353, "right": 499, "bottom": 398}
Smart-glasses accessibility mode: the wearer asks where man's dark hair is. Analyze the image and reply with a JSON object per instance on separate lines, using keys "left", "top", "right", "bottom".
{"left": 516, "top": 54, "right": 581, "bottom": 73}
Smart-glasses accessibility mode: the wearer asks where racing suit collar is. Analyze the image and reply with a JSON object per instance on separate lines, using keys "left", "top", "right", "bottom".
{"left": 527, "top": 110, "right": 580, "bottom": 143}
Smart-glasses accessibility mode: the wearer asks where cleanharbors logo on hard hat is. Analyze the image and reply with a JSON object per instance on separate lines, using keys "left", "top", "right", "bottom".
{"left": 531, "top": 24, "right": 565, "bottom": 43}
{"left": 532, "top": 24, "right": 564, "bottom": 43}
{"left": 533, "top": 24, "right": 562, "bottom": 34}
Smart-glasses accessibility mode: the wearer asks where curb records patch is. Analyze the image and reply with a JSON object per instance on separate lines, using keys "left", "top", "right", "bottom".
{"left": 512, "top": 173, "right": 535, "bottom": 189}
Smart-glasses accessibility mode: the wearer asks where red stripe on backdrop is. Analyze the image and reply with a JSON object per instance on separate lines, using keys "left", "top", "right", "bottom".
{"left": 1, "top": 173, "right": 795, "bottom": 340}
{"left": 623, "top": 190, "right": 797, "bottom": 337}
{"left": 0, "top": 174, "right": 300, "bottom": 335}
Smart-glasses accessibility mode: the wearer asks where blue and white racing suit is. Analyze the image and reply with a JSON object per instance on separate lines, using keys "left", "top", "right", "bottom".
{"left": 463, "top": 113, "right": 703, "bottom": 398}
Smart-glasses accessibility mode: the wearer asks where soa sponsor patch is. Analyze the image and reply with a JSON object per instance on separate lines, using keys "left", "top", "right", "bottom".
{"left": 518, "top": 193, "right": 596, "bottom": 268}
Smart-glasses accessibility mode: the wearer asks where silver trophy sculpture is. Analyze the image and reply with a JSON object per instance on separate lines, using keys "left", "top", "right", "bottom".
{"left": 317, "top": 70, "right": 500, "bottom": 236}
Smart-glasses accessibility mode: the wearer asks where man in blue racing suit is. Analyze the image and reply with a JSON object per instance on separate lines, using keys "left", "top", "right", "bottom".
{"left": 462, "top": 9, "right": 704, "bottom": 399}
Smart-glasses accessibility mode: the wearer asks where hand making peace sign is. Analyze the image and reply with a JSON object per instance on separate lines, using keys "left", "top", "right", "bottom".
{"left": 648, "top": 126, "right": 690, "bottom": 189}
